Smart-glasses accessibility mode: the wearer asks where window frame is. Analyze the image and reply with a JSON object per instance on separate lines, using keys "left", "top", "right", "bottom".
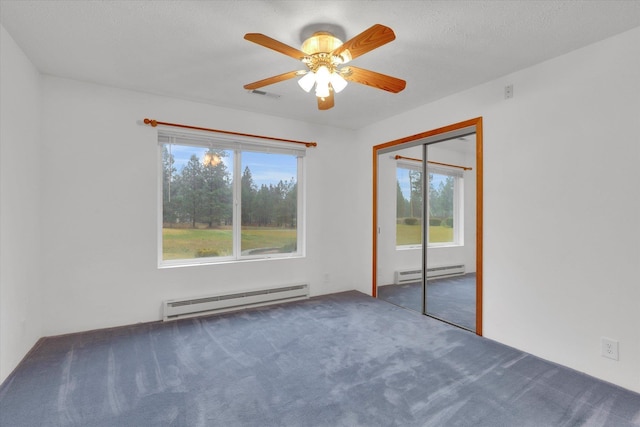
{"left": 157, "top": 130, "right": 305, "bottom": 268}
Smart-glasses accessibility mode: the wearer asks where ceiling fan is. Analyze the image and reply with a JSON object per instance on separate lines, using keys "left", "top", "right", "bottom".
{"left": 243, "top": 24, "right": 406, "bottom": 110}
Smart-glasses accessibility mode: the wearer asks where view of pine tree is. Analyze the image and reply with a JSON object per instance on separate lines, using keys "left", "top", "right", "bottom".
{"left": 177, "top": 155, "right": 205, "bottom": 228}
{"left": 238, "top": 179, "right": 296, "bottom": 228}
{"left": 200, "top": 149, "right": 232, "bottom": 228}
{"left": 241, "top": 166, "right": 256, "bottom": 225}
{"left": 277, "top": 180, "right": 297, "bottom": 228}
{"left": 163, "top": 147, "right": 296, "bottom": 230}
{"left": 162, "top": 146, "right": 178, "bottom": 223}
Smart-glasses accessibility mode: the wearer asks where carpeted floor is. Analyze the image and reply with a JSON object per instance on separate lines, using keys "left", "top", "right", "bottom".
{"left": 377, "top": 274, "right": 476, "bottom": 330}
{"left": 1, "top": 291, "right": 639, "bottom": 426}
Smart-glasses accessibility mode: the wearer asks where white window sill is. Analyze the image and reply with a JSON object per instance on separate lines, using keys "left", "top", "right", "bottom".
{"left": 159, "top": 254, "right": 305, "bottom": 269}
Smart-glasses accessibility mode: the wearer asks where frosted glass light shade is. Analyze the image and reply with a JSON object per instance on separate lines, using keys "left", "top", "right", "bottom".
{"left": 329, "top": 72, "right": 348, "bottom": 93}
{"left": 298, "top": 72, "right": 316, "bottom": 92}
{"left": 315, "top": 66, "right": 331, "bottom": 98}
{"left": 315, "top": 83, "right": 331, "bottom": 98}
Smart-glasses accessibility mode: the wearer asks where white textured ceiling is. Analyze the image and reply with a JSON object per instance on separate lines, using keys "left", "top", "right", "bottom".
{"left": 2, "top": 0, "right": 640, "bottom": 130}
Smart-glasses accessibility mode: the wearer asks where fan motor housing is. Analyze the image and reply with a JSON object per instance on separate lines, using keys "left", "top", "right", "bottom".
{"left": 301, "top": 32, "right": 343, "bottom": 55}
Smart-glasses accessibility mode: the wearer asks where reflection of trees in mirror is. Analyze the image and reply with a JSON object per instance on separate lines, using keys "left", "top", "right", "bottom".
{"left": 395, "top": 170, "right": 422, "bottom": 219}
{"left": 396, "top": 170, "right": 455, "bottom": 245}
{"left": 396, "top": 171, "right": 454, "bottom": 223}
{"left": 429, "top": 173, "right": 454, "bottom": 225}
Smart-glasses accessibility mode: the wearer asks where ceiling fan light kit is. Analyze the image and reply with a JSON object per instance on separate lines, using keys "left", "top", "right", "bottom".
{"left": 244, "top": 24, "right": 406, "bottom": 110}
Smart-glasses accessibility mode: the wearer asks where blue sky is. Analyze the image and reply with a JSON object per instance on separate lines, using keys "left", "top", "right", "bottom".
{"left": 169, "top": 145, "right": 296, "bottom": 187}
{"left": 397, "top": 169, "right": 446, "bottom": 200}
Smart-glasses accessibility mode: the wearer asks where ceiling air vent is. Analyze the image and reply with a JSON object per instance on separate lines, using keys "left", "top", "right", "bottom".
{"left": 248, "top": 89, "right": 281, "bottom": 99}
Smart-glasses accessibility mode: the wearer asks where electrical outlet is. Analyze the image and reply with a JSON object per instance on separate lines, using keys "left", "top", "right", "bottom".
{"left": 601, "top": 337, "right": 619, "bottom": 361}
{"left": 504, "top": 84, "right": 514, "bottom": 99}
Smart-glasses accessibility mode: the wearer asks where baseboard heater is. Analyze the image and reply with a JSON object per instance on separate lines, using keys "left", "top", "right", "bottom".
{"left": 394, "top": 264, "right": 465, "bottom": 284}
{"left": 163, "top": 283, "right": 309, "bottom": 321}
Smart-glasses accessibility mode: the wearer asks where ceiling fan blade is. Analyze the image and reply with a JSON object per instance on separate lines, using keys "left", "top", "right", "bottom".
{"left": 331, "top": 24, "right": 396, "bottom": 63}
{"left": 244, "top": 33, "right": 307, "bottom": 60}
{"left": 317, "top": 92, "right": 335, "bottom": 110}
{"left": 244, "top": 70, "right": 303, "bottom": 90}
{"left": 341, "top": 66, "right": 406, "bottom": 93}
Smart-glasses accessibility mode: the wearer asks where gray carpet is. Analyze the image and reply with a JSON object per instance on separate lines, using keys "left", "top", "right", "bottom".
{"left": 1, "top": 291, "right": 639, "bottom": 427}
{"left": 377, "top": 274, "right": 476, "bottom": 330}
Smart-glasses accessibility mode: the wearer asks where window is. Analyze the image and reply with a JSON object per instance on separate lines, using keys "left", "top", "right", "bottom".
{"left": 159, "top": 131, "right": 304, "bottom": 266}
{"left": 396, "top": 164, "right": 423, "bottom": 246}
{"left": 396, "top": 162, "right": 463, "bottom": 247}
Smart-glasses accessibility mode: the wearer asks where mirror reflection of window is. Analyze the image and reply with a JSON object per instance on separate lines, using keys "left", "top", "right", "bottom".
{"left": 377, "top": 126, "right": 480, "bottom": 334}
{"left": 395, "top": 163, "right": 464, "bottom": 247}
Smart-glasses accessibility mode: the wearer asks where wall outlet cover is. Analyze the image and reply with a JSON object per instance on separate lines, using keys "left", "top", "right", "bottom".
{"left": 601, "top": 337, "right": 619, "bottom": 361}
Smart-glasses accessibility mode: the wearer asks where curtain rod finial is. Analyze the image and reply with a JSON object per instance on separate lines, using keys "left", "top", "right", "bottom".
{"left": 144, "top": 118, "right": 158, "bottom": 127}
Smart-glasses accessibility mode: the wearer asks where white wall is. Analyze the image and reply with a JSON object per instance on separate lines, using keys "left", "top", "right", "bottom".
{"left": 38, "top": 76, "right": 360, "bottom": 336}
{"left": 0, "top": 26, "right": 43, "bottom": 382}
{"left": 358, "top": 27, "right": 640, "bottom": 392}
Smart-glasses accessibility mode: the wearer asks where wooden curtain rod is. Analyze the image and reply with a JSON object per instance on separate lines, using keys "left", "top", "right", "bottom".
{"left": 143, "top": 118, "right": 317, "bottom": 148}
{"left": 394, "top": 155, "right": 472, "bottom": 171}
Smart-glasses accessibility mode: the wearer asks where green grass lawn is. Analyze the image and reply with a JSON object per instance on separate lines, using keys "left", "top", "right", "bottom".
{"left": 396, "top": 224, "right": 453, "bottom": 246}
{"left": 164, "top": 224, "right": 449, "bottom": 259}
{"left": 162, "top": 226, "right": 296, "bottom": 260}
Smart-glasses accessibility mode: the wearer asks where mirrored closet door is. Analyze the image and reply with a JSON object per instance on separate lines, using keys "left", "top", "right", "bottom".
{"left": 374, "top": 119, "right": 482, "bottom": 334}
{"left": 423, "top": 136, "right": 477, "bottom": 331}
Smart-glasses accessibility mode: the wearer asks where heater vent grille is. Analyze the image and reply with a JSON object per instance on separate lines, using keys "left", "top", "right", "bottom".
{"left": 163, "top": 284, "right": 309, "bottom": 321}
{"left": 394, "top": 265, "right": 465, "bottom": 284}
